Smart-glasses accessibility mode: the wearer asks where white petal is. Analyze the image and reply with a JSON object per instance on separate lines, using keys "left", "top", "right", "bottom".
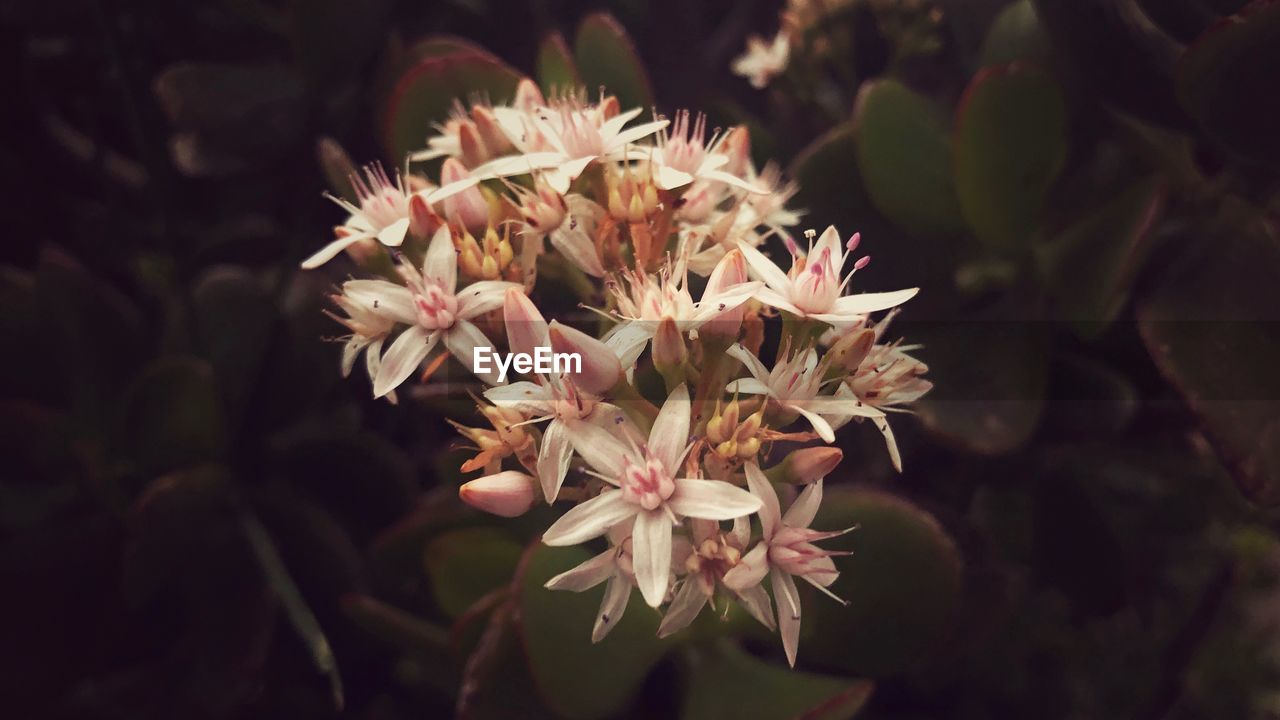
{"left": 457, "top": 281, "right": 523, "bottom": 320}
{"left": 724, "top": 378, "right": 770, "bottom": 396}
{"left": 343, "top": 280, "right": 417, "bottom": 324}
{"left": 744, "top": 463, "right": 781, "bottom": 539}
{"left": 603, "top": 322, "right": 654, "bottom": 369}
{"left": 592, "top": 574, "right": 633, "bottom": 643}
{"left": 656, "top": 165, "right": 695, "bottom": 191}
{"left": 668, "top": 478, "right": 763, "bottom": 520}
{"left": 300, "top": 232, "right": 373, "bottom": 269}
{"left": 482, "top": 381, "right": 554, "bottom": 415}
{"left": 753, "top": 286, "right": 804, "bottom": 316}
{"left": 567, "top": 420, "right": 633, "bottom": 479}
{"left": 726, "top": 343, "right": 771, "bottom": 383}
{"left": 537, "top": 419, "right": 574, "bottom": 503}
{"left": 700, "top": 168, "right": 766, "bottom": 194}
{"left": 649, "top": 384, "right": 691, "bottom": 473}
{"left": 657, "top": 580, "right": 708, "bottom": 637}
{"left": 631, "top": 509, "right": 673, "bottom": 607}
{"left": 737, "top": 240, "right": 791, "bottom": 294}
{"left": 545, "top": 547, "right": 616, "bottom": 591}
{"left": 875, "top": 415, "right": 903, "bottom": 472}
{"left": 692, "top": 281, "right": 762, "bottom": 324}
{"left": 831, "top": 288, "right": 920, "bottom": 315}
{"left": 425, "top": 175, "right": 482, "bottom": 205}
{"left": 422, "top": 226, "right": 457, "bottom": 293}
{"left": 783, "top": 479, "right": 823, "bottom": 529}
{"left": 549, "top": 225, "right": 605, "bottom": 277}
{"left": 794, "top": 405, "right": 836, "bottom": 443}
{"left": 542, "top": 489, "right": 634, "bottom": 546}
{"left": 814, "top": 225, "right": 842, "bottom": 268}
{"left": 609, "top": 118, "right": 669, "bottom": 148}
{"left": 772, "top": 567, "right": 802, "bottom": 667}
{"left": 597, "top": 107, "right": 643, "bottom": 139}
{"left": 373, "top": 326, "right": 436, "bottom": 398}
{"left": 737, "top": 583, "right": 777, "bottom": 631}
{"left": 377, "top": 217, "right": 411, "bottom": 247}
{"left": 443, "top": 319, "right": 500, "bottom": 385}
{"left": 723, "top": 542, "right": 770, "bottom": 591}
{"left": 340, "top": 338, "right": 363, "bottom": 377}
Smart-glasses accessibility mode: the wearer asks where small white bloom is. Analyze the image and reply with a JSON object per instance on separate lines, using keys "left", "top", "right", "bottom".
{"left": 302, "top": 164, "right": 424, "bottom": 269}
{"left": 732, "top": 32, "right": 790, "bottom": 89}
{"left": 372, "top": 227, "right": 520, "bottom": 395}
{"left": 544, "top": 525, "right": 638, "bottom": 643}
{"left": 541, "top": 385, "right": 763, "bottom": 607}
{"left": 657, "top": 517, "right": 777, "bottom": 637}
{"left": 738, "top": 225, "right": 918, "bottom": 324}
{"left": 723, "top": 464, "right": 852, "bottom": 667}
{"left": 725, "top": 342, "right": 884, "bottom": 443}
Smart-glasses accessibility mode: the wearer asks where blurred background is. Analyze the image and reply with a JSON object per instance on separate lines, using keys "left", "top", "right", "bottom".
{"left": 2, "top": 0, "right": 1280, "bottom": 718}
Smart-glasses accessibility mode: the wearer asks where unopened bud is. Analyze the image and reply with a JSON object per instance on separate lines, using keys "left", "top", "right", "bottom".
{"left": 439, "top": 158, "right": 489, "bottom": 232}
{"left": 701, "top": 249, "right": 749, "bottom": 340}
{"left": 459, "top": 471, "right": 537, "bottom": 517}
{"left": 827, "top": 327, "right": 876, "bottom": 377}
{"left": 652, "top": 317, "right": 688, "bottom": 374}
{"left": 780, "top": 446, "right": 843, "bottom": 484}
{"left": 548, "top": 321, "right": 623, "bottom": 395}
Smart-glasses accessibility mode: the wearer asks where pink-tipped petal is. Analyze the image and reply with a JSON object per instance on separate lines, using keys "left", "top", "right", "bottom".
{"left": 542, "top": 489, "right": 633, "bottom": 546}
{"left": 648, "top": 385, "right": 691, "bottom": 473}
{"left": 545, "top": 547, "right": 616, "bottom": 591}
{"left": 744, "top": 463, "right": 782, "bottom": 539}
{"left": 503, "top": 288, "right": 549, "bottom": 360}
{"left": 631, "top": 509, "right": 673, "bottom": 607}
{"left": 422, "top": 226, "right": 458, "bottom": 293}
{"left": 667, "top": 478, "right": 763, "bottom": 521}
{"left": 459, "top": 471, "right": 536, "bottom": 518}
{"left": 373, "top": 326, "right": 437, "bottom": 398}
{"left": 548, "top": 321, "right": 623, "bottom": 395}
{"left": 537, "top": 419, "right": 574, "bottom": 503}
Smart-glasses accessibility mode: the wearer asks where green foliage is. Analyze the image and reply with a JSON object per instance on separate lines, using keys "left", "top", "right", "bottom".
{"left": 573, "top": 13, "right": 654, "bottom": 110}
{"left": 518, "top": 545, "right": 671, "bottom": 720}
{"left": 805, "top": 488, "right": 962, "bottom": 676}
{"left": 681, "top": 642, "right": 873, "bottom": 720}
{"left": 954, "top": 64, "right": 1067, "bottom": 255}
{"left": 853, "top": 80, "right": 966, "bottom": 237}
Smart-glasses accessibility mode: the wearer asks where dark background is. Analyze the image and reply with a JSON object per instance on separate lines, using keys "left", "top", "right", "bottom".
{"left": 3, "top": 0, "right": 1280, "bottom": 718}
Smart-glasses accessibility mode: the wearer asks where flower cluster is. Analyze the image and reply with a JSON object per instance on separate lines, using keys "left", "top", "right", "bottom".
{"left": 303, "top": 80, "right": 931, "bottom": 665}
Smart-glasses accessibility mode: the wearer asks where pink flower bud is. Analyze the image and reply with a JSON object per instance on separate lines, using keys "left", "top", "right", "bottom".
{"left": 503, "top": 288, "right": 548, "bottom": 359}
{"left": 548, "top": 321, "right": 622, "bottom": 395}
{"left": 700, "top": 248, "right": 750, "bottom": 340}
{"left": 652, "top": 317, "right": 688, "bottom": 372}
{"left": 781, "top": 446, "right": 843, "bottom": 484}
{"left": 721, "top": 125, "right": 752, "bottom": 178}
{"left": 459, "top": 471, "right": 537, "bottom": 517}
{"left": 439, "top": 158, "right": 489, "bottom": 232}
{"left": 514, "top": 78, "right": 546, "bottom": 112}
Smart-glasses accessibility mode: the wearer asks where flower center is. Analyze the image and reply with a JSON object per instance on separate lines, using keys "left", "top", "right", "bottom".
{"left": 555, "top": 108, "right": 605, "bottom": 158}
{"left": 353, "top": 164, "right": 410, "bottom": 229}
{"left": 619, "top": 455, "right": 675, "bottom": 511}
{"left": 791, "top": 248, "right": 838, "bottom": 313}
{"left": 413, "top": 282, "right": 458, "bottom": 330}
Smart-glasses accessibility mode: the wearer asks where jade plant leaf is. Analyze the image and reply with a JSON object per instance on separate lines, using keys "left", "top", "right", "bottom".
{"left": 980, "top": 0, "right": 1051, "bottom": 66}
{"left": 954, "top": 63, "right": 1067, "bottom": 255}
{"left": 537, "top": 32, "right": 581, "bottom": 95}
{"left": 790, "top": 124, "right": 959, "bottom": 298}
{"left": 574, "top": 13, "right": 654, "bottom": 110}
{"left": 424, "top": 527, "right": 523, "bottom": 619}
{"left": 518, "top": 544, "right": 669, "bottom": 720}
{"left": 191, "top": 266, "right": 275, "bottom": 424}
{"left": 1177, "top": 1, "right": 1280, "bottom": 171}
{"left": 852, "top": 79, "right": 966, "bottom": 237}
{"left": 382, "top": 44, "right": 523, "bottom": 162}
{"left": 1032, "top": 0, "right": 1186, "bottom": 128}
{"left": 1138, "top": 224, "right": 1280, "bottom": 505}
{"left": 1038, "top": 176, "right": 1164, "bottom": 338}
{"left": 803, "top": 487, "right": 962, "bottom": 676}
{"left": 914, "top": 290, "right": 1051, "bottom": 455}
{"left": 681, "top": 642, "right": 874, "bottom": 720}
{"left": 116, "top": 357, "right": 226, "bottom": 477}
